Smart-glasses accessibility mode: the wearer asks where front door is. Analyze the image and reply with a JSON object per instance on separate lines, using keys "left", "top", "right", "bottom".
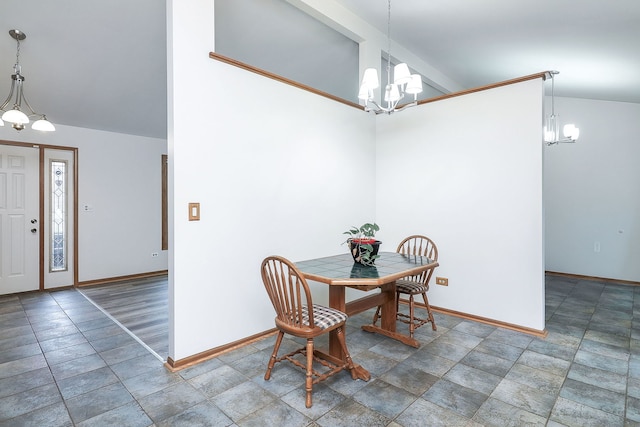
{"left": 0, "top": 144, "right": 39, "bottom": 294}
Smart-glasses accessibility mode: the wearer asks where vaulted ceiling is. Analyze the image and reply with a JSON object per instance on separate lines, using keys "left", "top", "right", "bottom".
{"left": 1, "top": 0, "right": 638, "bottom": 140}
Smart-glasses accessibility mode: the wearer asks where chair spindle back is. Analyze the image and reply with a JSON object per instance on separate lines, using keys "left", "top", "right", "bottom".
{"left": 396, "top": 235, "right": 439, "bottom": 285}
{"left": 261, "top": 256, "right": 315, "bottom": 329}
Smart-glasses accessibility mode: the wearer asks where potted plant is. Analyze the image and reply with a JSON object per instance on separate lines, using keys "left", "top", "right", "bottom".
{"left": 343, "top": 223, "right": 381, "bottom": 266}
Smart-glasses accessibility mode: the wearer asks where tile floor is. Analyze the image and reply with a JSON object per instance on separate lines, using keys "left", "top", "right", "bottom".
{"left": 1, "top": 275, "right": 640, "bottom": 426}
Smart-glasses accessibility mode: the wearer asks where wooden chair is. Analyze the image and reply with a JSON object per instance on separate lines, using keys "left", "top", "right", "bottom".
{"left": 261, "top": 255, "right": 356, "bottom": 408}
{"left": 373, "top": 235, "right": 438, "bottom": 337}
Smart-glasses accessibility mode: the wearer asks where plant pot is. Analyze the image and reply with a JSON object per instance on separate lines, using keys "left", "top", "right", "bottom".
{"left": 347, "top": 238, "right": 382, "bottom": 265}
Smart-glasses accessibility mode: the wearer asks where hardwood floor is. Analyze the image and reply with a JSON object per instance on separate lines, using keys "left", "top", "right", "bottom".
{"left": 79, "top": 275, "right": 168, "bottom": 360}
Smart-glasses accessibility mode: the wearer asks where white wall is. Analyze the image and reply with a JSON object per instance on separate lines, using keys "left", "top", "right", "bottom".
{"left": 169, "top": 1, "right": 547, "bottom": 362}
{"left": 376, "top": 80, "right": 546, "bottom": 331}
{"left": 545, "top": 97, "right": 640, "bottom": 282}
{"left": 169, "top": 0, "right": 375, "bottom": 361}
{"left": 0, "top": 124, "right": 168, "bottom": 283}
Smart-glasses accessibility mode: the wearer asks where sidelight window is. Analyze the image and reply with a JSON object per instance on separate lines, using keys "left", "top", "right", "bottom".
{"left": 50, "top": 160, "right": 67, "bottom": 272}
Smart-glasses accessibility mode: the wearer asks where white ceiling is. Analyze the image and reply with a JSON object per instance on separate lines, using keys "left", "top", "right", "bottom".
{"left": 334, "top": 0, "right": 640, "bottom": 103}
{"left": 0, "top": 0, "right": 167, "bottom": 139}
{"left": 1, "top": 0, "right": 638, "bottom": 140}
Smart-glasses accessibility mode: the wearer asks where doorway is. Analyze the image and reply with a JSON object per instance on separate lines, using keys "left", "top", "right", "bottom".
{"left": 0, "top": 144, "right": 39, "bottom": 293}
{"left": 0, "top": 142, "right": 77, "bottom": 294}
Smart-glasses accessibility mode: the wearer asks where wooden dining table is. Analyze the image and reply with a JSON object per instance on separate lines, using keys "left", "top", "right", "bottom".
{"left": 295, "top": 251, "right": 439, "bottom": 381}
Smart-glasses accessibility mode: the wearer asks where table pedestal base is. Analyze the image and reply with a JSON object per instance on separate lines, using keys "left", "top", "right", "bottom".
{"left": 361, "top": 324, "right": 420, "bottom": 348}
{"left": 351, "top": 364, "right": 371, "bottom": 381}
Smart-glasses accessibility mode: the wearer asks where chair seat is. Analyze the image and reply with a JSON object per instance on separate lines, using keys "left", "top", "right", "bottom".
{"left": 396, "top": 279, "right": 428, "bottom": 294}
{"left": 302, "top": 304, "right": 347, "bottom": 330}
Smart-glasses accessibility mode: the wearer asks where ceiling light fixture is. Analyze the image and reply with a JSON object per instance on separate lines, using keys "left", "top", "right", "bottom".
{"left": 0, "top": 29, "right": 55, "bottom": 132}
{"left": 358, "top": 0, "right": 423, "bottom": 114}
{"left": 544, "top": 71, "right": 578, "bottom": 146}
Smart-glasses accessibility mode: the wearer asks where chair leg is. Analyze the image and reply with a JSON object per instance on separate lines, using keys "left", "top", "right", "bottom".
{"left": 372, "top": 305, "right": 382, "bottom": 326}
{"left": 305, "top": 338, "right": 314, "bottom": 408}
{"left": 264, "top": 331, "right": 284, "bottom": 381}
{"left": 408, "top": 294, "right": 416, "bottom": 338}
{"left": 335, "top": 326, "right": 357, "bottom": 380}
{"left": 421, "top": 292, "right": 437, "bottom": 331}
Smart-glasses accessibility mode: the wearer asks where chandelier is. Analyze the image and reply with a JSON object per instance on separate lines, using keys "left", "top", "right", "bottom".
{"left": 358, "top": 0, "right": 423, "bottom": 114}
{"left": 0, "top": 29, "right": 55, "bottom": 132}
{"left": 544, "top": 71, "right": 578, "bottom": 145}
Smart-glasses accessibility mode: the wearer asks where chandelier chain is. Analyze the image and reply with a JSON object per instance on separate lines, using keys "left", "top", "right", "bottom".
{"left": 15, "top": 37, "right": 21, "bottom": 73}
{"left": 550, "top": 72, "right": 555, "bottom": 116}
{"left": 386, "top": 0, "right": 392, "bottom": 82}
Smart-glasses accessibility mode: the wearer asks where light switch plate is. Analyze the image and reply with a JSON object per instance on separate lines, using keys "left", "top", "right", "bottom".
{"left": 188, "top": 202, "right": 200, "bottom": 221}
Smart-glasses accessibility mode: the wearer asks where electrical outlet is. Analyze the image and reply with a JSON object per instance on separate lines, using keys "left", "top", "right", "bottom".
{"left": 151, "top": 252, "right": 159, "bottom": 257}
{"left": 436, "top": 277, "right": 448, "bottom": 286}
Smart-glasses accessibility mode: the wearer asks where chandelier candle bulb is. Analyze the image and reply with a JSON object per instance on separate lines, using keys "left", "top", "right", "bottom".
{"left": 393, "top": 63, "right": 412, "bottom": 85}
{"left": 361, "top": 68, "right": 379, "bottom": 89}
{"left": 405, "top": 75, "right": 423, "bottom": 95}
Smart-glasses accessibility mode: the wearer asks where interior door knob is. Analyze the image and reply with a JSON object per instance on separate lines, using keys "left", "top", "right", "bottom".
{"left": 31, "top": 228, "right": 37, "bottom": 233}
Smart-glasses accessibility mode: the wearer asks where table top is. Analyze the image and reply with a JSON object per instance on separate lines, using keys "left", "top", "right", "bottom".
{"left": 295, "top": 252, "right": 438, "bottom": 288}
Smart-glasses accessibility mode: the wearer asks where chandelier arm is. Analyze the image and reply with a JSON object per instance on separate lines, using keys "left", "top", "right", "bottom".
{"left": 389, "top": 97, "right": 401, "bottom": 111}
{"left": 546, "top": 138, "right": 576, "bottom": 146}
{"left": 365, "top": 99, "right": 391, "bottom": 114}
{"left": 0, "top": 80, "right": 16, "bottom": 111}
{"left": 18, "top": 87, "right": 40, "bottom": 117}
{"left": 393, "top": 101, "right": 418, "bottom": 112}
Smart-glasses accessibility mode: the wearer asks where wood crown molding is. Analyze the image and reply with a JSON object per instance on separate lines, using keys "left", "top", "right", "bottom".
{"left": 209, "top": 52, "right": 551, "bottom": 113}
{"left": 209, "top": 52, "right": 362, "bottom": 110}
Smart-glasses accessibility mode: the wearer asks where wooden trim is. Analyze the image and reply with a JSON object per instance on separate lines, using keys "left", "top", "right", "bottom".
{"left": 39, "top": 147, "right": 45, "bottom": 290}
{"left": 546, "top": 271, "right": 640, "bottom": 286}
{"left": 427, "top": 304, "right": 548, "bottom": 338}
{"left": 209, "top": 52, "right": 363, "bottom": 110}
{"left": 414, "top": 71, "right": 551, "bottom": 108}
{"left": 77, "top": 270, "right": 168, "bottom": 287}
{"left": 73, "top": 148, "right": 79, "bottom": 287}
{"left": 161, "top": 154, "right": 168, "bottom": 251}
{"left": 208, "top": 53, "right": 551, "bottom": 114}
{"left": 165, "top": 329, "right": 278, "bottom": 372}
{"left": 0, "top": 140, "right": 40, "bottom": 148}
{"left": 0, "top": 140, "right": 86, "bottom": 151}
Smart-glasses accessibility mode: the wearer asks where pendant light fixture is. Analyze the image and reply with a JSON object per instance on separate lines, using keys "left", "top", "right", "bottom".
{"left": 544, "top": 71, "right": 578, "bottom": 146}
{"left": 358, "top": 0, "right": 423, "bottom": 114}
{"left": 0, "top": 29, "right": 55, "bottom": 132}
